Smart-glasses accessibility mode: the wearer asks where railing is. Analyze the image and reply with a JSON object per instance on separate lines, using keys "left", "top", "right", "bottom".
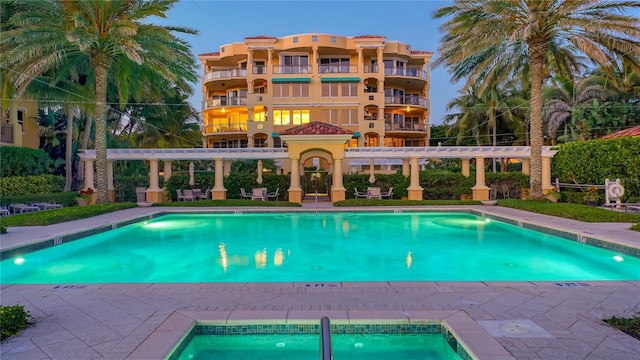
{"left": 385, "top": 122, "right": 428, "bottom": 132}
{"left": 384, "top": 67, "right": 427, "bottom": 79}
{"left": 204, "top": 68, "right": 247, "bottom": 81}
{"left": 1, "top": 124, "right": 14, "bottom": 143}
{"left": 364, "top": 115, "right": 378, "bottom": 121}
{"left": 384, "top": 96, "right": 428, "bottom": 107}
{"left": 319, "top": 316, "right": 332, "bottom": 360}
{"left": 318, "top": 64, "right": 356, "bottom": 74}
{"left": 203, "top": 97, "right": 248, "bottom": 109}
{"left": 202, "top": 123, "right": 247, "bottom": 134}
{"left": 364, "top": 65, "right": 378, "bottom": 73}
{"left": 252, "top": 66, "right": 267, "bottom": 75}
{"left": 273, "top": 65, "right": 311, "bottom": 74}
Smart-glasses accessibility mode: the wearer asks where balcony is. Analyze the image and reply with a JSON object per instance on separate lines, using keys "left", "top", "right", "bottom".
{"left": 204, "top": 68, "right": 247, "bottom": 81}
{"left": 384, "top": 96, "right": 428, "bottom": 107}
{"left": 203, "top": 97, "right": 248, "bottom": 109}
{"left": 1, "top": 124, "right": 14, "bottom": 144}
{"left": 318, "top": 65, "right": 356, "bottom": 74}
{"left": 384, "top": 67, "right": 427, "bottom": 80}
{"left": 202, "top": 123, "right": 247, "bottom": 135}
{"left": 273, "top": 65, "right": 311, "bottom": 74}
{"left": 384, "top": 123, "right": 428, "bottom": 132}
{"left": 364, "top": 65, "right": 378, "bottom": 74}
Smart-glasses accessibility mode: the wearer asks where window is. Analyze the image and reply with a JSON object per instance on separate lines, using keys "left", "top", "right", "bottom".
{"left": 322, "top": 83, "right": 339, "bottom": 97}
{"left": 320, "top": 58, "right": 350, "bottom": 73}
{"left": 341, "top": 83, "right": 358, "bottom": 97}
{"left": 254, "top": 86, "right": 265, "bottom": 94}
{"left": 291, "top": 109, "right": 310, "bottom": 125}
{"left": 282, "top": 55, "right": 309, "bottom": 74}
{"left": 253, "top": 61, "right": 266, "bottom": 74}
{"left": 312, "top": 35, "right": 318, "bottom": 42}
{"left": 273, "top": 83, "right": 289, "bottom": 98}
{"left": 17, "top": 110, "right": 24, "bottom": 132}
{"left": 405, "top": 139, "right": 422, "bottom": 146}
{"left": 254, "top": 137, "right": 267, "bottom": 148}
{"left": 253, "top": 111, "right": 266, "bottom": 122}
{"left": 340, "top": 109, "right": 358, "bottom": 125}
{"left": 293, "top": 37, "right": 298, "bottom": 43}
{"left": 331, "top": 36, "right": 336, "bottom": 43}
{"left": 321, "top": 109, "right": 340, "bottom": 125}
{"left": 393, "top": 113, "right": 404, "bottom": 125}
{"left": 406, "top": 116, "right": 419, "bottom": 129}
{"left": 273, "top": 110, "right": 290, "bottom": 125}
{"left": 365, "top": 85, "right": 377, "bottom": 93}
{"left": 292, "top": 83, "right": 309, "bottom": 98}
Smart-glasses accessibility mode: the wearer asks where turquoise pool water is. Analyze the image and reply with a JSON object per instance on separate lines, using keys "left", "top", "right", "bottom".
{"left": 176, "top": 333, "right": 461, "bottom": 360}
{"left": 1, "top": 212, "right": 639, "bottom": 283}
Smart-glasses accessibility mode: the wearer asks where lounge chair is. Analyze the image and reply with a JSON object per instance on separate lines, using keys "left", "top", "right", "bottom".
{"left": 367, "top": 187, "right": 382, "bottom": 199}
{"left": 0, "top": 206, "right": 10, "bottom": 217}
{"left": 266, "top": 187, "right": 279, "bottom": 201}
{"left": 381, "top": 187, "right": 393, "bottom": 199}
{"left": 240, "top": 188, "right": 252, "bottom": 200}
{"left": 10, "top": 203, "right": 39, "bottom": 214}
{"left": 33, "top": 201, "right": 63, "bottom": 210}
{"left": 354, "top": 188, "right": 368, "bottom": 198}
{"left": 627, "top": 203, "right": 640, "bottom": 213}
{"left": 251, "top": 188, "right": 267, "bottom": 201}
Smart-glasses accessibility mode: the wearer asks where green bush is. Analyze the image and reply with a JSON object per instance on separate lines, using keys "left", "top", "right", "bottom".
{"left": 114, "top": 175, "right": 166, "bottom": 202}
{"left": 0, "top": 191, "right": 77, "bottom": 207}
{"left": 0, "top": 203, "right": 137, "bottom": 227}
{"left": 0, "top": 175, "right": 64, "bottom": 197}
{"left": 223, "top": 172, "right": 289, "bottom": 200}
{"left": 552, "top": 137, "right": 640, "bottom": 200}
{"left": 605, "top": 312, "right": 640, "bottom": 341}
{"left": 0, "top": 304, "right": 32, "bottom": 340}
{"left": 420, "top": 171, "right": 474, "bottom": 200}
{"left": 0, "top": 146, "right": 51, "bottom": 177}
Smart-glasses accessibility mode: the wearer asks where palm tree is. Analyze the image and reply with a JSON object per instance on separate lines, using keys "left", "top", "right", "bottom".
{"left": 434, "top": 1, "right": 640, "bottom": 198}
{"left": 544, "top": 75, "right": 609, "bottom": 142}
{"left": 2, "top": 0, "right": 198, "bottom": 203}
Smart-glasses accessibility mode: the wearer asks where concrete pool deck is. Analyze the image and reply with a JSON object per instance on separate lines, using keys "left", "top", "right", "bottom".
{"left": 1, "top": 204, "right": 639, "bottom": 359}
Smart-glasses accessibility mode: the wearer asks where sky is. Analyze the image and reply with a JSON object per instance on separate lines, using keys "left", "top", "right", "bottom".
{"left": 164, "top": 0, "right": 459, "bottom": 125}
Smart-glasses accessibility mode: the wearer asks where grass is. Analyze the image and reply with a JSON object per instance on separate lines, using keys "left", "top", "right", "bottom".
{"left": 154, "top": 199, "right": 301, "bottom": 207}
{"left": 605, "top": 313, "right": 640, "bottom": 341}
{"left": 497, "top": 199, "right": 640, "bottom": 224}
{"left": 0, "top": 203, "right": 137, "bottom": 227}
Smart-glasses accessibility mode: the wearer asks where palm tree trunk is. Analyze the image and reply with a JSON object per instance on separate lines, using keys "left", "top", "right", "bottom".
{"left": 492, "top": 110, "right": 497, "bottom": 173}
{"left": 64, "top": 104, "right": 74, "bottom": 191}
{"left": 94, "top": 58, "right": 110, "bottom": 203}
{"left": 528, "top": 42, "right": 546, "bottom": 198}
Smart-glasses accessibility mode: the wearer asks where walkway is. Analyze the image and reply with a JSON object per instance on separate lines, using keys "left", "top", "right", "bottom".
{"left": 1, "top": 205, "right": 639, "bottom": 359}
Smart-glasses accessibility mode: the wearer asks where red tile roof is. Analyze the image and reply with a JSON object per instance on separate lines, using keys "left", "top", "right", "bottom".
{"left": 279, "top": 121, "right": 354, "bottom": 135}
{"left": 245, "top": 36, "right": 277, "bottom": 40}
{"left": 198, "top": 52, "right": 219, "bottom": 57}
{"left": 602, "top": 124, "right": 640, "bottom": 139}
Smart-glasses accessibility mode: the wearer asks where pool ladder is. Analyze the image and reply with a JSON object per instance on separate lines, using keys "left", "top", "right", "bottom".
{"left": 320, "top": 316, "right": 333, "bottom": 360}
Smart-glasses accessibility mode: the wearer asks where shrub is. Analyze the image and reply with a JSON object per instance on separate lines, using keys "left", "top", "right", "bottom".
{"left": 0, "top": 203, "right": 137, "bottom": 227}
{"left": 0, "top": 175, "right": 64, "bottom": 197}
{"left": 0, "top": 146, "right": 51, "bottom": 177}
{"left": 605, "top": 313, "right": 640, "bottom": 341}
{"left": 0, "top": 304, "right": 32, "bottom": 340}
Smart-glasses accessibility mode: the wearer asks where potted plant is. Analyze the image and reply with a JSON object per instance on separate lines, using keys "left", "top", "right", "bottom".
{"left": 584, "top": 186, "right": 599, "bottom": 206}
{"left": 76, "top": 188, "right": 95, "bottom": 206}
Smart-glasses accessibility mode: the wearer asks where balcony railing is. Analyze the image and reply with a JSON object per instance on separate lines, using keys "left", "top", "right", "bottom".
{"left": 252, "top": 66, "right": 267, "bottom": 75}
{"left": 385, "top": 123, "right": 428, "bottom": 132}
{"left": 202, "top": 123, "right": 247, "bottom": 134}
{"left": 273, "top": 65, "right": 311, "bottom": 74}
{"left": 1, "top": 124, "right": 14, "bottom": 143}
{"left": 204, "top": 68, "right": 247, "bottom": 81}
{"left": 203, "top": 97, "right": 248, "bottom": 109}
{"left": 364, "top": 65, "right": 378, "bottom": 73}
{"left": 364, "top": 115, "right": 378, "bottom": 121}
{"left": 384, "top": 96, "right": 428, "bottom": 107}
{"left": 318, "top": 65, "right": 356, "bottom": 74}
{"left": 384, "top": 67, "right": 427, "bottom": 79}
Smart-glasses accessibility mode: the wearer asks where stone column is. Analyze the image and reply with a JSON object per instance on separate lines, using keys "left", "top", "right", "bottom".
{"left": 461, "top": 159, "right": 470, "bottom": 177}
{"left": 212, "top": 158, "right": 227, "bottom": 200}
{"left": 224, "top": 160, "right": 232, "bottom": 176}
{"left": 472, "top": 156, "right": 489, "bottom": 200}
{"left": 407, "top": 157, "right": 423, "bottom": 200}
{"left": 357, "top": 48, "right": 363, "bottom": 73}
{"left": 402, "top": 159, "right": 410, "bottom": 177}
{"left": 163, "top": 161, "right": 172, "bottom": 181}
{"left": 145, "top": 159, "right": 163, "bottom": 203}
{"left": 288, "top": 157, "right": 302, "bottom": 203}
{"left": 521, "top": 158, "right": 530, "bottom": 176}
{"left": 84, "top": 160, "right": 95, "bottom": 190}
{"left": 376, "top": 47, "right": 383, "bottom": 74}
{"left": 542, "top": 156, "right": 553, "bottom": 191}
{"left": 378, "top": 135, "right": 385, "bottom": 147}
{"left": 247, "top": 49, "right": 253, "bottom": 75}
{"left": 331, "top": 157, "right": 346, "bottom": 202}
{"left": 267, "top": 49, "right": 273, "bottom": 75}
{"left": 107, "top": 160, "right": 116, "bottom": 202}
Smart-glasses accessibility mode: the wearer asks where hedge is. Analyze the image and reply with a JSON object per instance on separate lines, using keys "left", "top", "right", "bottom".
{"left": 0, "top": 175, "right": 64, "bottom": 197}
{"left": 0, "top": 146, "right": 51, "bottom": 177}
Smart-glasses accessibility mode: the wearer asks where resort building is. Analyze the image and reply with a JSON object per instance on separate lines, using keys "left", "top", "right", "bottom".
{"left": 0, "top": 100, "right": 39, "bottom": 149}
{"left": 198, "top": 33, "right": 433, "bottom": 172}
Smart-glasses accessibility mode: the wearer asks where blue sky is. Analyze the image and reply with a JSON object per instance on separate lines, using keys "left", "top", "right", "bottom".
{"left": 166, "top": 0, "right": 458, "bottom": 125}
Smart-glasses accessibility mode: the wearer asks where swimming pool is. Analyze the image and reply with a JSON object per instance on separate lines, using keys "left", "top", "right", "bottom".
{"left": 1, "top": 212, "right": 639, "bottom": 283}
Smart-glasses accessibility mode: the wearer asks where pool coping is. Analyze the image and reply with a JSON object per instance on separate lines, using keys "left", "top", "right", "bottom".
{"left": 131, "top": 309, "right": 514, "bottom": 360}
{"left": 2, "top": 206, "right": 639, "bottom": 261}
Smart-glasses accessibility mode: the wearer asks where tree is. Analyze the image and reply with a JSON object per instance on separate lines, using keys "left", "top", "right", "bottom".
{"left": 434, "top": 1, "right": 640, "bottom": 198}
{"left": 2, "top": 0, "right": 198, "bottom": 203}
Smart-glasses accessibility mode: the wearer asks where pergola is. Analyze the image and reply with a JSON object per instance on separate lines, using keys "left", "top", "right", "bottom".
{"left": 79, "top": 145, "right": 558, "bottom": 203}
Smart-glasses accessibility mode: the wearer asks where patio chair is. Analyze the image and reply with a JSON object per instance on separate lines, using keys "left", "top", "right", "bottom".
{"left": 176, "top": 189, "right": 186, "bottom": 201}
{"left": 183, "top": 189, "right": 196, "bottom": 201}
{"left": 10, "top": 203, "right": 40, "bottom": 214}
{"left": 240, "top": 188, "right": 252, "bottom": 200}
{"left": 354, "top": 188, "right": 368, "bottom": 199}
{"left": 192, "top": 189, "right": 202, "bottom": 199}
{"left": 251, "top": 188, "right": 267, "bottom": 201}
{"left": 197, "top": 188, "right": 211, "bottom": 200}
{"left": 367, "top": 187, "right": 382, "bottom": 199}
{"left": 381, "top": 187, "right": 393, "bottom": 199}
{"left": 266, "top": 187, "right": 279, "bottom": 201}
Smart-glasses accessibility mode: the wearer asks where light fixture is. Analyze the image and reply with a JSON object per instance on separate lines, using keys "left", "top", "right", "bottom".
{"left": 406, "top": 106, "right": 411, "bottom": 112}
{"left": 222, "top": 108, "right": 226, "bottom": 113}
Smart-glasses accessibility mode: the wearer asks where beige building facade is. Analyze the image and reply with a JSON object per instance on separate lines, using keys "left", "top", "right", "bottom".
{"left": 198, "top": 33, "right": 433, "bottom": 172}
{"left": 0, "top": 100, "right": 39, "bottom": 149}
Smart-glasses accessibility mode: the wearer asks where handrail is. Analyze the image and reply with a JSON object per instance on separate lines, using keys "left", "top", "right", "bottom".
{"left": 319, "top": 316, "right": 332, "bottom": 360}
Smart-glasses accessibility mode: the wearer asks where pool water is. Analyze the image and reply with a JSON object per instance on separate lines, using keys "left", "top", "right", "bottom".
{"left": 2, "top": 212, "right": 639, "bottom": 283}
{"left": 176, "top": 333, "right": 461, "bottom": 360}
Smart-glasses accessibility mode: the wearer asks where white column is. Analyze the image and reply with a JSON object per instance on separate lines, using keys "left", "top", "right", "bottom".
{"left": 84, "top": 159, "right": 95, "bottom": 190}
{"left": 409, "top": 157, "right": 420, "bottom": 189}
{"left": 474, "top": 156, "right": 486, "bottom": 188}
{"left": 521, "top": 158, "right": 530, "bottom": 176}
{"left": 148, "top": 159, "right": 160, "bottom": 191}
{"left": 461, "top": 159, "right": 470, "bottom": 177}
{"left": 542, "top": 156, "right": 553, "bottom": 190}
{"left": 214, "top": 158, "right": 225, "bottom": 191}
{"left": 289, "top": 157, "right": 301, "bottom": 190}
{"left": 107, "top": 160, "right": 115, "bottom": 191}
{"left": 402, "top": 159, "right": 410, "bottom": 177}
{"left": 332, "top": 158, "right": 344, "bottom": 190}
{"left": 163, "top": 161, "right": 172, "bottom": 181}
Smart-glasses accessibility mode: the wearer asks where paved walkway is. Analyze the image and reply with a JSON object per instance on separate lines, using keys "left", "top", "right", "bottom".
{"left": 1, "top": 204, "right": 639, "bottom": 359}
